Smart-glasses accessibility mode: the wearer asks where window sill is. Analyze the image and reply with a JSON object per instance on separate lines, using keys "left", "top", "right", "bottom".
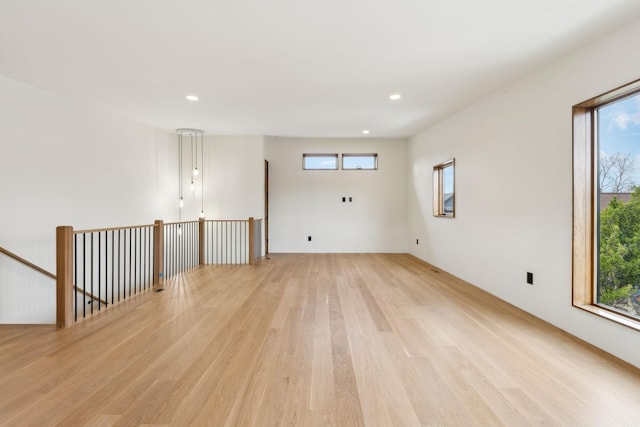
{"left": 574, "top": 304, "right": 640, "bottom": 333}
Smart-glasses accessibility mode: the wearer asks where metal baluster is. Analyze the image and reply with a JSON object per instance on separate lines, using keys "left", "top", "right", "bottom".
{"left": 83, "top": 234, "right": 86, "bottom": 318}
{"left": 74, "top": 234, "right": 78, "bottom": 321}
{"left": 111, "top": 230, "right": 114, "bottom": 304}
{"left": 117, "top": 230, "right": 121, "bottom": 302}
{"left": 128, "top": 228, "right": 132, "bottom": 298}
{"left": 242, "top": 221, "right": 246, "bottom": 264}
{"left": 145, "top": 226, "right": 148, "bottom": 289}
{"left": 136, "top": 227, "right": 140, "bottom": 294}
{"left": 98, "top": 231, "right": 102, "bottom": 311}
{"left": 90, "top": 233, "right": 94, "bottom": 314}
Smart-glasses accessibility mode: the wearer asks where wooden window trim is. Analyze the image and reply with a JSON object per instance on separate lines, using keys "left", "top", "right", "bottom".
{"left": 433, "top": 158, "right": 455, "bottom": 218}
{"left": 572, "top": 78, "right": 640, "bottom": 332}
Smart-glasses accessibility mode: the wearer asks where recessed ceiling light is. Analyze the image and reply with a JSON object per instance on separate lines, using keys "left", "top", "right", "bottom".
{"left": 362, "top": 130, "right": 370, "bottom": 135}
{"left": 186, "top": 95, "right": 199, "bottom": 101}
{"left": 389, "top": 93, "right": 402, "bottom": 101}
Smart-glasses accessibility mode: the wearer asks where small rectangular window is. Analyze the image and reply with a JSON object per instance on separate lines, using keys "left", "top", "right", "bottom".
{"left": 433, "top": 159, "right": 455, "bottom": 217}
{"left": 303, "top": 154, "right": 338, "bottom": 170}
{"left": 342, "top": 154, "right": 378, "bottom": 170}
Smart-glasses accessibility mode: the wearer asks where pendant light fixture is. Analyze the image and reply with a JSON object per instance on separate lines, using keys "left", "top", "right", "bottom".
{"left": 176, "top": 128, "right": 205, "bottom": 220}
{"left": 178, "top": 132, "right": 184, "bottom": 212}
{"left": 193, "top": 133, "right": 199, "bottom": 177}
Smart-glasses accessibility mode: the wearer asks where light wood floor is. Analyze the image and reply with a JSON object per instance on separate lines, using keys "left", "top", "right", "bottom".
{"left": 2, "top": 253, "right": 640, "bottom": 426}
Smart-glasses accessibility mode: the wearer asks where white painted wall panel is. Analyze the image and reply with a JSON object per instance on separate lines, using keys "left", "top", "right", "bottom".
{"left": 0, "top": 75, "right": 177, "bottom": 323}
{"left": 266, "top": 137, "right": 407, "bottom": 253}
{"left": 408, "top": 16, "right": 640, "bottom": 368}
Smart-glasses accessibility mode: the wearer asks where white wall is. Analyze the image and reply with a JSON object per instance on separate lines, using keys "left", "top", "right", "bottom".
{"left": 0, "top": 74, "right": 176, "bottom": 323}
{"left": 200, "top": 135, "right": 264, "bottom": 221}
{"left": 186, "top": 134, "right": 266, "bottom": 256}
{"left": 408, "top": 16, "right": 640, "bottom": 368}
{"left": 266, "top": 137, "right": 407, "bottom": 253}
{"left": 0, "top": 74, "right": 266, "bottom": 324}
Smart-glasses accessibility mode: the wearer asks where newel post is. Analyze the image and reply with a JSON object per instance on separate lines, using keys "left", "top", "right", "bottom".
{"left": 248, "top": 217, "right": 255, "bottom": 265}
{"left": 153, "top": 220, "right": 164, "bottom": 286}
{"left": 56, "top": 226, "right": 73, "bottom": 328}
{"left": 199, "top": 217, "right": 205, "bottom": 266}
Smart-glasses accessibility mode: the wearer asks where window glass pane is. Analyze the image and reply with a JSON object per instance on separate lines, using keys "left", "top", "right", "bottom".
{"left": 597, "top": 92, "right": 640, "bottom": 319}
{"left": 442, "top": 164, "right": 454, "bottom": 214}
{"left": 343, "top": 154, "right": 377, "bottom": 170}
{"left": 303, "top": 154, "right": 338, "bottom": 170}
{"left": 433, "top": 159, "right": 454, "bottom": 217}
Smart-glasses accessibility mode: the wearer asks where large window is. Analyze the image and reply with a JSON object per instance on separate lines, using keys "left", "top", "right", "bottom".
{"left": 573, "top": 79, "right": 640, "bottom": 330}
{"left": 433, "top": 159, "right": 455, "bottom": 217}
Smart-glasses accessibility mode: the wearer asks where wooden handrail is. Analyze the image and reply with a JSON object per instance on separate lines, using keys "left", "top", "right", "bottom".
{"left": 74, "top": 223, "right": 157, "bottom": 234}
{"left": 208, "top": 218, "right": 262, "bottom": 222}
{"left": 162, "top": 220, "right": 202, "bottom": 226}
{"left": 163, "top": 219, "right": 262, "bottom": 225}
{"left": 0, "top": 245, "right": 56, "bottom": 280}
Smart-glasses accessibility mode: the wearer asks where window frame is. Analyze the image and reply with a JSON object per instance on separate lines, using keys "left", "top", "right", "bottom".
{"left": 433, "top": 158, "right": 455, "bottom": 218}
{"left": 572, "top": 78, "right": 640, "bottom": 332}
{"left": 302, "top": 153, "right": 339, "bottom": 170}
{"left": 342, "top": 153, "right": 378, "bottom": 170}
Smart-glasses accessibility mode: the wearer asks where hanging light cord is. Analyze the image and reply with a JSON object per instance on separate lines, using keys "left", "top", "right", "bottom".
{"left": 201, "top": 134, "right": 204, "bottom": 215}
{"left": 178, "top": 133, "right": 182, "bottom": 223}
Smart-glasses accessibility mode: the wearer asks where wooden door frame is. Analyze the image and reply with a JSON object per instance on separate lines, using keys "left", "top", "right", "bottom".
{"left": 264, "top": 159, "right": 269, "bottom": 255}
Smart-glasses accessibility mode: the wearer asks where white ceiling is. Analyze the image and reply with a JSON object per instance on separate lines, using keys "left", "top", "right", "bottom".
{"left": 1, "top": 0, "right": 640, "bottom": 138}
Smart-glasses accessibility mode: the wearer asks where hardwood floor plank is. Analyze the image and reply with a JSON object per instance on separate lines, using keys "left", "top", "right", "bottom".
{"left": 378, "top": 332, "right": 475, "bottom": 426}
{"left": 310, "top": 279, "right": 336, "bottom": 411}
{"left": 1, "top": 254, "right": 640, "bottom": 426}
{"left": 278, "top": 267, "right": 317, "bottom": 426}
{"left": 328, "top": 277, "right": 365, "bottom": 427}
{"left": 335, "top": 271, "right": 422, "bottom": 427}
{"left": 223, "top": 328, "right": 283, "bottom": 426}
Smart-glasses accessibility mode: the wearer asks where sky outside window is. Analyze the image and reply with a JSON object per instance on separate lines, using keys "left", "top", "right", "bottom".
{"left": 343, "top": 155, "right": 377, "bottom": 170}
{"left": 303, "top": 155, "right": 338, "bottom": 170}
{"left": 443, "top": 164, "right": 454, "bottom": 195}
{"left": 598, "top": 93, "right": 640, "bottom": 190}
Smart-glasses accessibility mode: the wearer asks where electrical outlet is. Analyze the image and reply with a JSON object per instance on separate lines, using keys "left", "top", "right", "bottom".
{"left": 308, "top": 236, "right": 312, "bottom": 242}
{"left": 342, "top": 197, "right": 346, "bottom": 202}
{"left": 416, "top": 239, "right": 419, "bottom": 245}
{"left": 349, "top": 197, "right": 352, "bottom": 202}
{"left": 527, "top": 272, "right": 533, "bottom": 285}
